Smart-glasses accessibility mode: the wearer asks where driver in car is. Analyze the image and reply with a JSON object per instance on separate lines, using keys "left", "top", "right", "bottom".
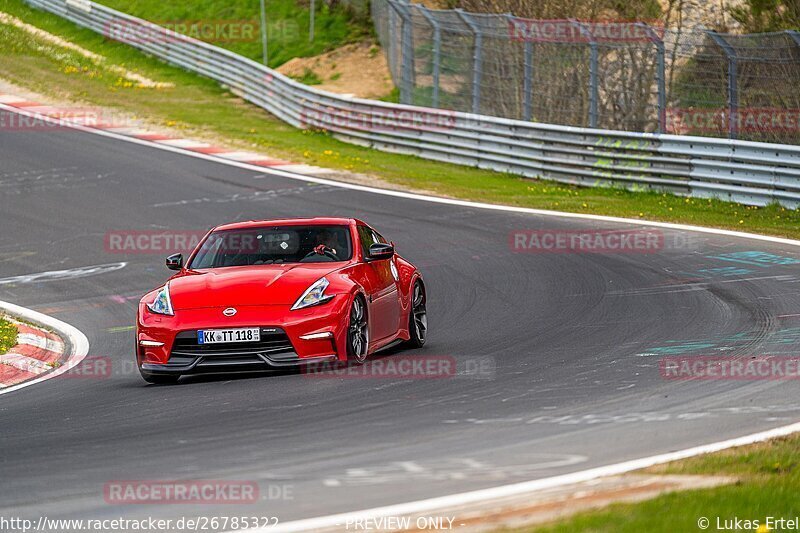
{"left": 313, "top": 229, "right": 342, "bottom": 259}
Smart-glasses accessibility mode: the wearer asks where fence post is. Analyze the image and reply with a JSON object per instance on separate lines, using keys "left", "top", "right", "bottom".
{"left": 506, "top": 14, "right": 534, "bottom": 121}
{"left": 309, "top": 0, "right": 315, "bottom": 42}
{"left": 389, "top": 0, "right": 415, "bottom": 105}
{"left": 570, "top": 20, "right": 598, "bottom": 128}
{"left": 706, "top": 30, "right": 738, "bottom": 140}
{"left": 638, "top": 23, "right": 666, "bottom": 133}
{"left": 388, "top": 1, "right": 398, "bottom": 83}
{"left": 259, "top": 0, "right": 268, "bottom": 65}
{"left": 418, "top": 5, "right": 441, "bottom": 108}
{"left": 456, "top": 9, "right": 483, "bottom": 114}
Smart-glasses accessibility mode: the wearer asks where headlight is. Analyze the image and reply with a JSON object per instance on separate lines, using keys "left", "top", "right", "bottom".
{"left": 291, "top": 277, "right": 333, "bottom": 310}
{"left": 147, "top": 283, "right": 174, "bottom": 316}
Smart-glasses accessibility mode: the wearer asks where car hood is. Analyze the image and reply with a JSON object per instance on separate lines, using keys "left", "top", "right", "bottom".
{"left": 168, "top": 263, "right": 344, "bottom": 309}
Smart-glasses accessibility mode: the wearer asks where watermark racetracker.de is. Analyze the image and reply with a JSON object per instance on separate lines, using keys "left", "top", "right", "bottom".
{"left": 103, "top": 18, "right": 298, "bottom": 44}
{"left": 104, "top": 481, "right": 261, "bottom": 505}
{"left": 299, "top": 107, "right": 457, "bottom": 133}
{"left": 507, "top": 18, "right": 665, "bottom": 43}
{"left": 104, "top": 230, "right": 262, "bottom": 255}
{"left": 302, "top": 355, "right": 496, "bottom": 380}
{"left": 661, "top": 356, "right": 800, "bottom": 381}
{"left": 509, "top": 228, "right": 698, "bottom": 254}
{"left": 105, "top": 231, "right": 207, "bottom": 255}
{"left": 666, "top": 107, "right": 800, "bottom": 135}
{"left": 0, "top": 108, "right": 131, "bottom": 131}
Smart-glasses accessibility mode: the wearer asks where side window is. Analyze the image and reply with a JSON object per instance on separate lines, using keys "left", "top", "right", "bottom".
{"left": 358, "top": 226, "right": 378, "bottom": 255}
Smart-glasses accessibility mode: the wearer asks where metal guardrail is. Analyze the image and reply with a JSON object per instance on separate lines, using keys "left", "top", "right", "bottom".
{"left": 374, "top": 0, "right": 800, "bottom": 145}
{"left": 22, "top": 0, "right": 800, "bottom": 208}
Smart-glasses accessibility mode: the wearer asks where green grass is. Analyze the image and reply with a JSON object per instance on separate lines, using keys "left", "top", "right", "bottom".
{"left": 289, "top": 67, "right": 323, "bottom": 85}
{"left": 0, "top": 318, "right": 18, "bottom": 355}
{"left": 97, "top": 0, "right": 370, "bottom": 68}
{"left": 1, "top": 0, "right": 800, "bottom": 240}
{"left": 523, "top": 434, "right": 800, "bottom": 533}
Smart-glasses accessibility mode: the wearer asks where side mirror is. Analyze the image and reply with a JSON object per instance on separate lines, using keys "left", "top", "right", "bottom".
{"left": 166, "top": 253, "right": 183, "bottom": 271}
{"left": 368, "top": 243, "right": 394, "bottom": 261}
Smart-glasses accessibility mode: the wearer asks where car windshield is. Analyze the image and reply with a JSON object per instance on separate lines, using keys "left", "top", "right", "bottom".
{"left": 188, "top": 225, "right": 353, "bottom": 268}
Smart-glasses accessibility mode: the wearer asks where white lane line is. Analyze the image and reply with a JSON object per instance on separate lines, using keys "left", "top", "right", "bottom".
{"left": 3, "top": 103, "right": 800, "bottom": 525}
{"left": 0, "top": 95, "right": 29, "bottom": 104}
{"left": 155, "top": 138, "right": 212, "bottom": 149}
{"left": 0, "top": 262, "right": 126, "bottom": 285}
{"left": 0, "top": 300, "right": 89, "bottom": 396}
{"left": 2, "top": 102, "right": 800, "bottom": 250}
{"left": 252, "top": 422, "right": 800, "bottom": 533}
{"left": 215, "top": 151, "right": 271, "bottom": 162}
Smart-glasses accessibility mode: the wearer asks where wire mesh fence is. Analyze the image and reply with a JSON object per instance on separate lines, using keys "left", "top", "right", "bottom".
{"left": 372, "top": 0, "right": 800, "bottom": 144}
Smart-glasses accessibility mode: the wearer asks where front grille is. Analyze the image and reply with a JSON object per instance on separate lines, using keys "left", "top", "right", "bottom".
{"left": 170, "top": 327, "right": 295, "bottom": 359}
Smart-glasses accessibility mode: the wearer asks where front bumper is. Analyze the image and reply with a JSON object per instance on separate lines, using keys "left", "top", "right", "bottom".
{"left": 137, "top": 297, "right": 350, "bottom": 375}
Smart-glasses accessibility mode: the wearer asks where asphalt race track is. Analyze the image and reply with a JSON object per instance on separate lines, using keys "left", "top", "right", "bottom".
{"left": 2, "top": 106, "right": 800, "bottom": 526}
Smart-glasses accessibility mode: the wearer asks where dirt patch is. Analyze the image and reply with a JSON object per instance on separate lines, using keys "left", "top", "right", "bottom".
{"left": 276, "top": 41, "right": 394, "bottom": 99}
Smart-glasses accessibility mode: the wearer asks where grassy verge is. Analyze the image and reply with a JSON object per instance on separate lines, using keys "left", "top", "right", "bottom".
{"left": 0, "top": 317, "right": 18, "bottom": 355}
{"left": 1, "top": 0, "right": 800, "bottom": 239}
{"left": 98, "top": 0, "right": 370, "bottom": 68}
{"left": 525, "top": 434, "right": 800, "bottom": 533}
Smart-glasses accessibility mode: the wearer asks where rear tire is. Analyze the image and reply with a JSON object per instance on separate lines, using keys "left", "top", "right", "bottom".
{"left": 140, "top": 371, "right": 180, "bottom": 385}
{"left": 347, "top": 295, "right": 369, "bottom": 364}
{"left": 406, "top": 280, "right": 427, "bottom": 348}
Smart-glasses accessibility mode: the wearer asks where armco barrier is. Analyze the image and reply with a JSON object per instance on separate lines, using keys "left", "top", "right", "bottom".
{"left": 22, "top": 0, "right": 800, "bottom": 207}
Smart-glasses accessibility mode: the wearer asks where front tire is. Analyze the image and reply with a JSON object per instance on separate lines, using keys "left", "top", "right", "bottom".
{"left": 347, "top": 295, "right": 369, "bottom": 364}
{"left": 140, "top": 371, "right": 180, "bottom": 385}
{"left": 406, "top": 280, "right": 427, "bottom": 348}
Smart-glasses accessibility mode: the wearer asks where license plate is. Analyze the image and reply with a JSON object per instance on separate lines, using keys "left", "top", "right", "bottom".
{"left": 197, "top": 328, "right": 261, "bottom": 344}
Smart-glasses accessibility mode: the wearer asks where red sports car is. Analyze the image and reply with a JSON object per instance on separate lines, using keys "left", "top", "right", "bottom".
{"left": 136, "top": 218, "right": 427, "bottom": 384}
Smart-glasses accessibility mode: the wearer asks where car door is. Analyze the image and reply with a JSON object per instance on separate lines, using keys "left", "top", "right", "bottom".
{"left": 358, "top": 225, "right": 401, "bottom": 343}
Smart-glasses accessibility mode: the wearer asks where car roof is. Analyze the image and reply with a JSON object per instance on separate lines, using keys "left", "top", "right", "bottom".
{"left": 212, "top": 217, "right": 365, "bottom": 231}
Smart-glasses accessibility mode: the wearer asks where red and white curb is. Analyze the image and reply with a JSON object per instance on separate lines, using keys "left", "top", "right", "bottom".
{"left": 0, "top": 300, "right": 89, "bottom": 395}
{"left": 0, "top": 93, "right": 333, "bottom": 176}
{"left": 0, "top": 320, "right": 65, "bottom": 384}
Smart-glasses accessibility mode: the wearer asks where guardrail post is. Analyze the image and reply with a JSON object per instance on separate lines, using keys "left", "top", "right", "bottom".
{"left": 389, "top": 0, "right": 415, "bottom": 105}
{"left": 786, "top": 30, "right": 800, "bottom": 48}
{"left": 418, "top": 5, "right": 441, "bottom": 108}
{"left": 456, "top": 9, "right": 483, "bottom": 115}
{"left": 638, "top": 23, "right": 666, "bottom": 133}
{"left": 570, "top": 20, "right": 598, "bottom": 128}
{"left": 707, "top": 30, "right": 738, "bottom": 139}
